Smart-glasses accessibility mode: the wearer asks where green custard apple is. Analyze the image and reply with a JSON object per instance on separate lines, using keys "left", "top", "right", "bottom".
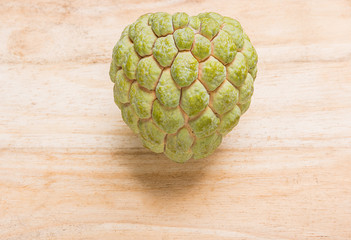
{"left": 109, "top": 12, "right": 258, "bottom": 163}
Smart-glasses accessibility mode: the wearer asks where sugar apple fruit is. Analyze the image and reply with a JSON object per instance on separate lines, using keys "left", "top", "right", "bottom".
{"left": 109, "top": 12, "right": 258, "bottom": 163}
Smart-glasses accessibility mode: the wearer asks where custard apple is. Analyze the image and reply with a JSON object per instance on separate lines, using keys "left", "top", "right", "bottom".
{"left": 109, "top": 12, "right": 258, "bottom": 163}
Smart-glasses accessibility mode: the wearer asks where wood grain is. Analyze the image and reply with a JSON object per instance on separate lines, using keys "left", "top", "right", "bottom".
{"left": 1, "top": 0, "right": 351, "bottom": 239}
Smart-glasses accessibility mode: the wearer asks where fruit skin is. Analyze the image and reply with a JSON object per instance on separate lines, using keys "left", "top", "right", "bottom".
{"left": 110, "top": 12, "right": 258, "bottom": 163}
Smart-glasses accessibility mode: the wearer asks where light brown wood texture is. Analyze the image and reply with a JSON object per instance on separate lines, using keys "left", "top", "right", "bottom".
{"left": 1, "top": 0, "right": 351, "bottom": 239}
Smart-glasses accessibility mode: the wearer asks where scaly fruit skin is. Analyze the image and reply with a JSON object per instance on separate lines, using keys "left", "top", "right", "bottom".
{"left": 109, "top": 12, "right": 258, "bottom": 163}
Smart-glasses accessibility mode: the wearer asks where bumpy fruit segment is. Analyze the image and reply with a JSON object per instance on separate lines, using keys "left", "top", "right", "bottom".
{"left": 110, "top": 12, "right": 258, "bottom": 162}
{"left": 165, "top": 128, "right": 194, "bottom": 163}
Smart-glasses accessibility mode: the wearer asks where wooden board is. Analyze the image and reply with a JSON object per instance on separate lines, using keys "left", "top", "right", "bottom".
{"left": 1, "top": 0, "right": 351, "bottom": 239}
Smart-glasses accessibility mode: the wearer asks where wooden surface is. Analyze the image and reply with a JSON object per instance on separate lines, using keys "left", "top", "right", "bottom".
{"left": 1, "top": 0, "right": 351, "bottom": 239}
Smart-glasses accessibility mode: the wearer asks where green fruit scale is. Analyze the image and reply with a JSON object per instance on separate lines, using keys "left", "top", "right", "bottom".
{"left": 109, "top": 12, "right": 258, "bottom": 163}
